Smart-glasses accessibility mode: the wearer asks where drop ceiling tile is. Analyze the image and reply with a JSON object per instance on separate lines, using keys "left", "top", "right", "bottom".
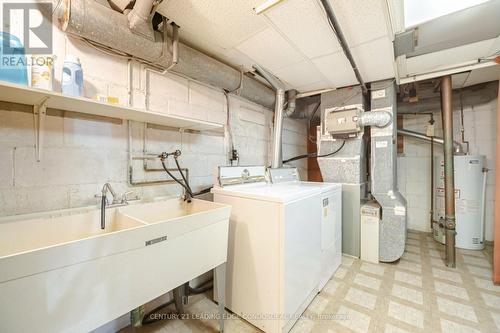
{"left": 351, "top": 36, "right": 395, "bottom": 82}
{"left": 236, "top": 28, "right": 305, "bottom": 71}
{"left": 312, "top": 51, "right": 357, "bottom": 88}
{"left": 328, "top": 0, "right": 390, "bottom": 46}
{"left": 451, "top": 72, "right": 469, "bottom": 89}
{"left": 272, "top": 61, "right": 325, "bottom": 87}
{"left": 265, "top": 0, "right": 341, "bottom": 59}
{"left": 157, "top": 0, "right": 267, "bottom": 49}
{"left": 405, "top": 39, "right": 494, "bottom": 76}
{"left": 462, "top": 65, "right": 500, "bottom": 87}
{"left": 296, "top": 80, "right": 335, "bottom": 93}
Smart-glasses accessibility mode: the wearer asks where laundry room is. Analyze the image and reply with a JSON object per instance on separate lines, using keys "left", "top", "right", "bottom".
{"left": 0, "top": 0, "right": 499, "bottom": 332}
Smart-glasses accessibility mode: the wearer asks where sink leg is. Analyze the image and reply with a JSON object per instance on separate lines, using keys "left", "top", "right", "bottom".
{"left": 215, "top": 263, "right": 226, "bottom": 333}
{"left": 173, "top": 285, "right": 185, "bottom": 314}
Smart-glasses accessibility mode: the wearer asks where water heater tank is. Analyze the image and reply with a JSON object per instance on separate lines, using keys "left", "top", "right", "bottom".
{"left": 433, "top": 155, "right": 486, "bottom": 250}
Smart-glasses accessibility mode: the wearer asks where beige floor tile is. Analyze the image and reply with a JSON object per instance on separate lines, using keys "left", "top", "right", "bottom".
{"left": 401, "top": 252, "right": 422, "bottom": 263}
{"left": 434, "top": 281, "right": 469, "bottom": 300}
{"left": 481, "top": 292, "right": 500, "bottom": 310}
{"left": 467, "top": 265, "right": 492, "bottom": 278}
{"left": 388, "top": 301, "right": 424, "bottom": 328}
{"left": 322, "top": 279, "right": 341, "bottom": 296}
{"left": 391, "top": 284, "right": 424, "bottom": 305}
{"left": 394, "top": 260, "right": 422, "bottom": 273}
{"left": 353, "top": 273, "right": 382, "bottom": 290}
{"left": 360, "top": 262, "right": 385, "bottom": 276}
{"left": 384, "top": 323, "right": 412, "bottom": 333}
{"left": 473, "top": 277, "right": 500, "bottom": 292}
{"left": 406, "top": 238, "right": 420, "bottom": 246}
{"left": 334, "top": 267, "right": 348, "bottom": 279}
{"left": 394, "top": 270, "right": 422, "bottom": 288}
{"left": 345, "top": 287, "right": 377, "bottom": 309}
{"left": 405, "top": 245, "right": 420, "bottom": 254}
{"left": 491, "top": 311, "right": 500, "bottom": 330}
{"left": 432, "top": 268, "right": 463, "bottom": 283}
{"left": 428, "top": 249, "right": 444, "bottom": 258}
{"left": 336, "top": 305, "right": 371, "bottom": 333}
{"left": 440, "top": 318, "right": 481, "bottom": 333}
{"left": 437, "top": 297, "right": 478, "bottom": 323}
{"left": 341, "top": 255, "right": 355, "bottom": 267}
{"left": 462, "top": 255, "right": 491, "bottom": 268}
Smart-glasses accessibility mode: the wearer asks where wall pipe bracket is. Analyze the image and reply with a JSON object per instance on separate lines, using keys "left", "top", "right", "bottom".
{"left": 33, "top": 96, "right": 49, "bottom": 162}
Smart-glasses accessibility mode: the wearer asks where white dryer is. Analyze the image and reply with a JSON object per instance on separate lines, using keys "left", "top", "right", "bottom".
{"left": 268, "top": 168, "right": 342, "bottom": 290}
{"left": 212, "top": 166, "right": 324, "bottom": 333}
{"left": 212, "top": 166, "right": 342, "bottom": 332}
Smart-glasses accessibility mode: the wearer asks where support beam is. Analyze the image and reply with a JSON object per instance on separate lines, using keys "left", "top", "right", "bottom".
{"left": 441, "top": 75, "right": 456, "bottom": 268}
{"left": 494, "top": 74, "right": 500, "bottom": 283}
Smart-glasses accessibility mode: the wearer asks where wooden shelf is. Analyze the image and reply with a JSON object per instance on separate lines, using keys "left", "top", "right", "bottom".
{"left": 0, "top": 81, "right": 223, "bottom": 132}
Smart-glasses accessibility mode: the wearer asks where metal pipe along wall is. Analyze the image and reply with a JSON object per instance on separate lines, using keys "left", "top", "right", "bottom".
{"left": 494, "top": 74, "right": 500, "bottom": 283}
{"left": 441, "top": 75, "right": 456, "bottom": 268}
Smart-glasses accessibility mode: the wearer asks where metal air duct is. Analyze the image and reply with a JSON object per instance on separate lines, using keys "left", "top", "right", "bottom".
{"left": 59, "top": 0, "right": 275, "bottom": 108}
{"left": 253, "top": 65, "right": 286, "bottom": 168}
{"left": 370, "top": 80, "right": 407, "bottom": 262}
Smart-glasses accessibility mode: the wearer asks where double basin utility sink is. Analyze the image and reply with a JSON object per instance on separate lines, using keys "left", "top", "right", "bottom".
{"left": 0, "top": 198, "right": 230, "bottom": 333}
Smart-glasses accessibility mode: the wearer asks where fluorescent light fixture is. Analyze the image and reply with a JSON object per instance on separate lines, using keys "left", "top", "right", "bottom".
{"left": 253, "top": 0, "right": 284, "bottom": 15}
{"left": 404, "top": 0, "right": 490, "bottom": 28}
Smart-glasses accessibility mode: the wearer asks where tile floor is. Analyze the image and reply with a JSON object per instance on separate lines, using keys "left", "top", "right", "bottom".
{"left": 121, "top": 230, "right": 500, "bottom": 333}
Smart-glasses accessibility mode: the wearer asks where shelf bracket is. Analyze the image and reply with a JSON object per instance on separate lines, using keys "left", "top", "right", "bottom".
{"left": 33, "top": 96, "right": 49, "bottom": 162}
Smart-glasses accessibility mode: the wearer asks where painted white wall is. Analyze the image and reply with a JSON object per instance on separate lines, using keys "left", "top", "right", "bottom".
{"left": 0, "top": 30, "right": 308, "bottom": 217}
{"left": 397, "top": 90, "right": 497, "bottom": 241}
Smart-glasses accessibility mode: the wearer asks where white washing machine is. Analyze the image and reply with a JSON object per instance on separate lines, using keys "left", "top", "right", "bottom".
{"left": 268, "top": 168, "right": 342, "bottom": 290}
{"left": 212, "top": 166, "right": 325, "bottom": 333}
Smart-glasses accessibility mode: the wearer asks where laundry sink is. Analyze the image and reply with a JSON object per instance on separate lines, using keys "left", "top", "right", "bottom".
{"left": 0, "top": 198, "right": 231, "bottom": 333}
{"left": 0, "top": 208, "right": 145, "bottom": 259}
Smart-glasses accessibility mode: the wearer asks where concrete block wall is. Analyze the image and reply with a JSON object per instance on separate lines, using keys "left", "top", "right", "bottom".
{"left": 397, "top": 86, "right": 497, "bottom": 241}
{"left": 0, "top": 30, "right": 308, "bottom": 217}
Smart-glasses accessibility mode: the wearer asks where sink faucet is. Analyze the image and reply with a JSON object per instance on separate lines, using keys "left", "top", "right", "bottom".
{"left": 97, "top": 183, "right": 138, "bottom": 229}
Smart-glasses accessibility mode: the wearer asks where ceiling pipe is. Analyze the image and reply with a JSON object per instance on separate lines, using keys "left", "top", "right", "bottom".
{"left": 397, "top": 128, "right": 464, "bottom": 154}
{"left": 284, "top": 89, "right": 297, "bottom": 117}
{"left": 441, "top": 75, "right": 456, "bottom": 268}
{"left": 253, "top": 64, "right": 286, "bottom": 168}
{"left": 59, "top": 0, "right": 275, "bottom": 108}
{"left": 319, "top": 0, "right": 368, "bottom": 95}
{"left": 127, "top": 0, "right": 156, "bottom": 39}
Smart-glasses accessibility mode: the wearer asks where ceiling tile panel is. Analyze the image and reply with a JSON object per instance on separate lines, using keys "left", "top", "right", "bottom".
{"left": 296, "top": 80, "right": 335, "bottom": 93}
{"left": 265, "top": 0, "right": 341, "bottom": 59}
{"left": 351, "top": 36, "right": 395, "bottom": 82}
{"left": 272, "top": 61, "right": 326, "bottom": 87}
{"left": 157, "top": 0, "right": 267, "bottom": 49}
{"left": 328, "top": 0, "right": 390, "bottom": 46}
{"left": 235, "top": 28, "right": 305, "bottom": 71}
{"left": 312, "top": 52, "right": 357, "bottom": 88}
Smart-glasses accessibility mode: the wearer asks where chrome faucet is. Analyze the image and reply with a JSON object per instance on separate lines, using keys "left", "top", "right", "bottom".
{"left": 97, "top": 183, "right": 138, "bottom": 229}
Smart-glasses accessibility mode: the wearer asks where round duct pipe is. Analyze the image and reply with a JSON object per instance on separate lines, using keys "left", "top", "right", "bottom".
{"left": 59, "top": 0, "right": 275, "bottom": 108}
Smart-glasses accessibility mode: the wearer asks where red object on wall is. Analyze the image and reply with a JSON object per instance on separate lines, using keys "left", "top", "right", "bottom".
{"left": 307, "top": 120, "right": 323, "bottom": 182}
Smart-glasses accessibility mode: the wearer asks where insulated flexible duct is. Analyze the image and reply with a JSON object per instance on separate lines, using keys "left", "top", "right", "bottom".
{"left": 59, "top": 0, "right": 275, "bottom": 108}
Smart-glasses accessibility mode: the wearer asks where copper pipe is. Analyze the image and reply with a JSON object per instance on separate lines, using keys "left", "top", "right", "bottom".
{"left": 441, "top": 75, "right": 456, "bottom": 268}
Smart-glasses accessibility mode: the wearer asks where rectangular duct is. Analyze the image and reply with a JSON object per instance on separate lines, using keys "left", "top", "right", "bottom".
{"left": 317, "top": 86, "right": 368, "bottom": 257}
{"left": 370, "top": 80, "right": 407, "bottom": 262}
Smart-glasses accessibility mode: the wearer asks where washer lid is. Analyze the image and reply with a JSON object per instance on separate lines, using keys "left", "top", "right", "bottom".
{"left": 212, "top": 182, "right": 324, "bottom": 203}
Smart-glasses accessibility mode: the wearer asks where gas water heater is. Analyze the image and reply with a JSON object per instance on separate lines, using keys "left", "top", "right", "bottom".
{"left": 433, "top": 155, "right": 487, "bottom": 250}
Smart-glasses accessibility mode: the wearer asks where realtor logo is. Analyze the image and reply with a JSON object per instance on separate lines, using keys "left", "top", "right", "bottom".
{"left": 2, "top": 2, "right": 52, "bottom": 54}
